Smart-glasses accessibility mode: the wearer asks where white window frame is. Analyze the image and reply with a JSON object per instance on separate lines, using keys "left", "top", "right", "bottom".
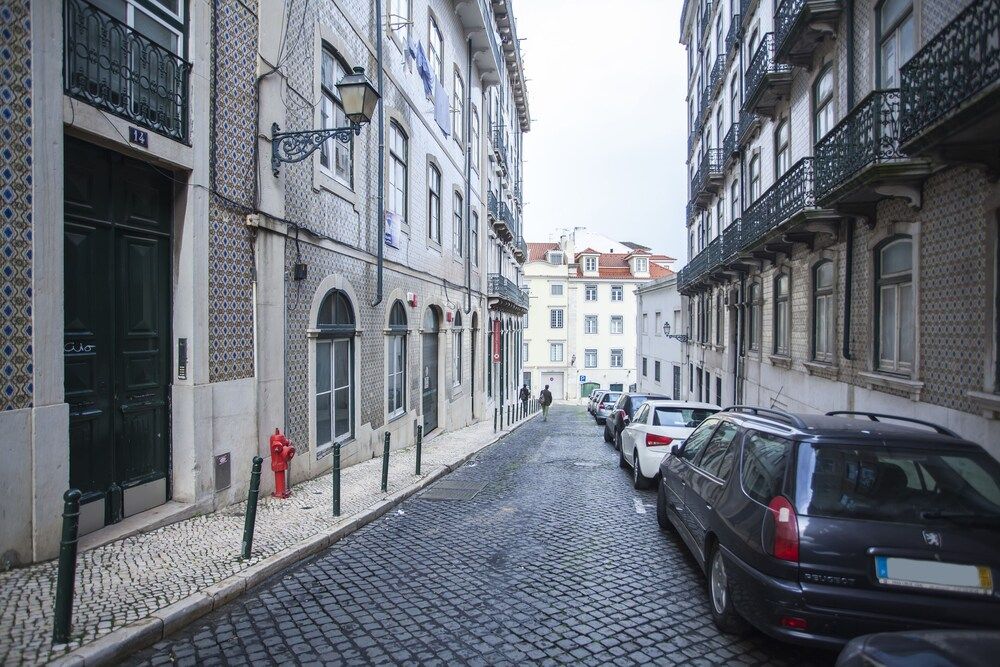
{"left": 610, "top": 349, "right": 624, "bottom": 368}
{"left": 549, "top": 342, "right": 565, "bottom": 362}
{"left": 584, "top": 348, "right": 598, "bottom": 368}
{"left": 610, "top": 284, "right": 624, "bottom": 301}
{"left": 584, "top": 315, "right": 598, "bottom": 335}
{"left": 550, "top": 308, "right": 565, "bottom": 329}
{"left": 610, "top": 315, "right": 624, "bottom": 335}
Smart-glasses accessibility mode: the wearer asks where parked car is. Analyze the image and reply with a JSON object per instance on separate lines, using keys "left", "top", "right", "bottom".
{"left": 587, "top": 388, "right": 605, "bottom": 415}
{"left": 603, "top": 392, "right": 669, "bottom": 447}
{"left": 619, "top": 400, "right": 720, "bottom": 489}
{"left": 655, "top": 407, "right": 1000, "bottom": 649}
{"left": 593, "top": 391, "right": 622, "bottom": 425}
{"left": 837, "top": 629, "right": 1000, "bottom": 667}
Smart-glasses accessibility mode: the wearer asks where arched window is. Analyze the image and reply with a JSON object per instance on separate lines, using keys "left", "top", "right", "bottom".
{"left": 453, "top": 311, "right": 463, "bottom": 385}
{"left": 774, "top": 118, "right": 790, "bottom": 177}
{"left": 320, "top": 46, "right": 353, "bottom": 186}
{"left": 813, "top": 65, "right": 834, "bottom": 144}
{"left": 774, "top": 272, "right": 791, "bottom": 356}
{"left": 316, "top": 290, "right": 355, "bottom": 449}
{"left": 813, "top": 261, "right": 835, "bottom": 362}
{"left": 388, "top": 121, "right": 408, "bottom": 222}
{"left": 387, "top": 301, "right": 407, "bottom": 417}
{"left": 876, "top": 237, "right": 914, "bottom": 373}
{"left": 748, "top": 283, "right": 762, "bottom": 351}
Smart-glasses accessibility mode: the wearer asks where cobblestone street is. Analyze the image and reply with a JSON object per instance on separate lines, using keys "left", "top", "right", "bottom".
{"left": 131, "top": 405, "right": 835, "bottom": 666}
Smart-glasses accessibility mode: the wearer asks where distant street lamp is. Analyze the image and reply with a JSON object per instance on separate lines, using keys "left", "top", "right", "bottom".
{"left": 271, "top": 66, "right": 380, "bottom": 175}
{"left": 663, "top": 321, "right": 689, "bottom": 343}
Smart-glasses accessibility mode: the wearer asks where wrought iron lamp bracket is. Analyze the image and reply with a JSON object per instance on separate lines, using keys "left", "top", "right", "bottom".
{"left": 666, "top": 334, "right": 690, "bottom": 343}
{"left": 271, "top": 122, "right": 361, "bottom": 175}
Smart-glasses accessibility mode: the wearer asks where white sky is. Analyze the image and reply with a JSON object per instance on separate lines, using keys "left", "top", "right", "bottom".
{"left": 516, "top": 0, "right": 689, "bottom": 261}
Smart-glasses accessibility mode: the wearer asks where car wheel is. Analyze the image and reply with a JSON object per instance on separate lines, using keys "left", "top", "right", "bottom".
{"left": 656, "top": 481, "right": 674, "bottom": 531}
{"left": 708, "top": 547, "right": 749, "bottom": 636}
{"left": 633, "top": 452, "right": 652, "bottom": 490}
{"left": 618, "top": 444, "right": 627, "bottom": 469}
{"left": 603, "top": 425, "right": 613, "bottom": 443}
{"left": 614, "top": 429, "right": 623, "bottom": 451}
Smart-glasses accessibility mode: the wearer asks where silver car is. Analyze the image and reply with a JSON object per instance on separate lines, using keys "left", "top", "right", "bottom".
{"left": 587, "top": 389, "right": 606, "bottom": 415}
{"left": 594, "top": 391, "right": 622, "bottom": 425}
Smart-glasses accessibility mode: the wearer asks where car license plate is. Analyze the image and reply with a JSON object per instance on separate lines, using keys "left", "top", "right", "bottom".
{"left": 875, "top": 556, "right": 993, "bottom": 595}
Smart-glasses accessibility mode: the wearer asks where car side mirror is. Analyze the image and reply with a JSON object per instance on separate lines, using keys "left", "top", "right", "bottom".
{"left": 670, "top": 444, "right": 680, "bottom": 457}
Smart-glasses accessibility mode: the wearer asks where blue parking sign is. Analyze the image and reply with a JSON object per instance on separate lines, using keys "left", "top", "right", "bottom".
{"left": 579, "top": 375, "right": 587, "bottom": 382}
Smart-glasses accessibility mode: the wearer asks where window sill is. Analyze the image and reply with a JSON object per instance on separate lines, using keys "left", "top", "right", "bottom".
{"left": 966, "top": 390, "right": 1000, "bottom": 417}
{"left": 316, "top": 437, "right": 356, "bottom": 460}
{"left": 803, "top": 360, "right": 838, "bottom": 380}
{"left": 387, "top": 409, "right": 407, "bottom": 424}
{"left": 768, "top": 354, "right": 792, "bottom": 369}
{"left": 858, "top": 371, "right": 924, "bottom": 401}
{"left": 314, "top": 168, "right": 359, "bottom": 210}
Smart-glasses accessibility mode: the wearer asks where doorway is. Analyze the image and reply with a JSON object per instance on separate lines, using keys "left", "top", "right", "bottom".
{"left": 64, "top": 137, "right": 173, "bottom": 531}
{"left": 422, "top": 307, "right": 440, "bottom": 434}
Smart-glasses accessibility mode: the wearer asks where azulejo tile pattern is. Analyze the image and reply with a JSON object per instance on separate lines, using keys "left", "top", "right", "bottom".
{"left": 0, "top": 0, "right": 33, "bottom": 411}
{"left": 208, "top": 0, "right": 258, "bottom": 383}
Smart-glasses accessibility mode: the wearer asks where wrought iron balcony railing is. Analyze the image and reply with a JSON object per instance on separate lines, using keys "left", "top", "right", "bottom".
{"left": 500, "top": 201, "right": 516, "bottom": 232}
{"left": 487, "top": 191, "right": 500, "bottom": 220}
{"left": 815, "top": 89, "right": 907, "bottom": 202}
{"left": 745, "top": 34, "right": 791, "bottom": 112}
{"left": 738, "top": 107, "right": 760, "bottom": 145}
{"left": 488, "top": 274, "right": 529, "bottom": 311}
{"left": 709, "top": 55, "right": 727, "bottom": 100}
{"left": 492, "top": 128, "right": 509, "bottom": 169}
{"left": 699, "top": 2, "right": 714, "bottom": 47}
{"left": 723, "top": 122, "right": 740, "bottom": 162}
{"left": 722, "top": 218, "right": 743, "bottom": 262}
{"left": 686, "top": 201, "right": 698, "bottom": 222}
{"left": 726, "top": 14, "right": 741, "bottom": 60}
{"left": 64, "top": 0, "right": 191, "bottom": 142}
{"left": 774, "top": 0, "right": 843, "bottom": 66}
{"left": 741, "top": 0, "right": 762, "bottom": 27}
{"left": 774, "top": 0, "right": 806, "bottom": 58}
{"left": 900, "top": 0, "right": 1000, "bottom": 145}
{"left": 514, "top": 237, "right": 527, "bottom": 261}
{"left": 742, "top": 157, "right": 816, "bottom": 249}
{"left": 691, "top": 148, "right": 723, "bottom": 199}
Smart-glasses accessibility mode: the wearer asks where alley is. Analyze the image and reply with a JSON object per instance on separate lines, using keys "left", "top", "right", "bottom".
{"left": 130, "top": 405, "right": 832, "bottom": 666}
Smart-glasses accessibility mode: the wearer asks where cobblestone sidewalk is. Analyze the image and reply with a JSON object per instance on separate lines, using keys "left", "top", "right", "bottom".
{"left": 0, "top": 415, "right": 532, "bottom": 666}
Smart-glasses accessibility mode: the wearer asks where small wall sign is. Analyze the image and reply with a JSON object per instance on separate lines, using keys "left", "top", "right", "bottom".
{"left": 177, "top": 338, "right": 188, "bottom": 380}
{"left": 128, "top": 126, "right": 149, "bottom": 148}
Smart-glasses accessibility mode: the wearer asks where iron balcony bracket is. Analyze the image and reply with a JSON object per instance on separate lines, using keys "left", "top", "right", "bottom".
{"left": 667, "top": 334, "right": 690, "bottom": 343}
{"left": 271, "top": 122, "right": 361, "bottom": 176}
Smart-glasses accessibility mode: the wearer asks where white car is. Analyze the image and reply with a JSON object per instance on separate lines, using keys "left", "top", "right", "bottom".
{"left": 618, "top": 400, "right": 721, "bottom": 489}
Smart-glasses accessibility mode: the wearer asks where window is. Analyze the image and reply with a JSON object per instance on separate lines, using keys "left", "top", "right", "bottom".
{"left": 388, "top": 122, "right": 408, "bottom": 223}
{"left": 635, "top": 257, "right": 648, "bottom": 273}
{"left": 471, "top": 106, "right": 481, "bottom": 172}
{"left": 585, "top": 284, "right": 597, "bottom": 301}
{"left": 654, "top": 361, "right": 661, "bottom": 382}
{"left": 774, "top": 272, "right": 790, "bottom": 356}
{"left": 642, "top": 313, "right": 648, "bottom": 333}
{"left": 550, "top": 283, "right": 564, "bottom": 296}
{"left": 387, "top": 0, "right": 410, "bottom": 39}
{"left": 876, "top": 237, "right": 914, "bottom": 373}
{"left": 748, "top": 282, "right": 761, "bottom": 351}
{"left": 610, "top": 315, "right": 624, "bottom": 335}
{"left": 427, "top": 164, "right": 441, "bottom": 242}
{"left": 315, "top": 291, "right": 356, "bottom": 449}
{"left": 452, "top": 70, "right": 465, "bottom": 142}
{"left": 655, "top": 312, "right": 662, "bottom": 336}
{"left": 741, "top": 431, "right": 792, "bottom": 504}
{"left": 642, "top": 357, "right": 648, "bottom": 376}
{"left": 471, "top": 211, "right": 479, "bottom": 266}
{"left": 813, "top": 261, "right": 834, "bottom": 362}
{"left": 729, "top": 76, "right": 739, "bottom": 123}
{"left": 387, "top": 301, "right": 407, "bottom": 416}
{"left": 813, "top": 65, "right": 834, "bottom": 143}
{"left": 452, "top": 192, "right": 463, "bottom": 256}
{"left": 611, "top": 285, "right": 624, "bottom": 301}
{"left": 679, "top": 418, "right": 719, "bottom": 462}
{"left": 582, "top": 315, "right": 597, "bottom": 334}
{"left": 716, "top": 293, "right": 723, "bottom": 345}
{"left": 550, "top": 309, "right": 564, "bottom": 329}
{"left": 320, "top": 47, "right": 353, "bottom": 186}
{"left": 610, "top": 349, "right": 624, "bottom": 368}
{"left": 714, "top": 199, "right": 724, "bottom": 238}
{"left": 749, "top": 154, "right": 761, "bottom": 202}
{"left": 550, "top": 342, "right": 564, "bottom": 362}
{"left": 522, "top": 341, "right": 528, "bottom": 362}
{"left": 730, "top": 179, "right": 740, "bottom": 223}
{"left": 698, "top": 422, "right": 739, "bottom": 480}
{"left": 453, "top": 311, "right": 463, "bottom": 385}
{"left": 549, "top": 251, "right": 564, "bottom": 264}
{"left": 428, "top": 15, "right": 443, "bottom": 82}
{"left": 877, "top": 0, "right": 914, "bottom": 88}
{"left": 634, "top": 403, "right": 651, "bottom": 424}
{"left": 584, "top": 256, "right": 597, "bottom": 272}
{"left": 584, "top": 348, "right": 598, "bottom": 368}
{"left": 774, "top": 118, "right": 790, "bottom": 177}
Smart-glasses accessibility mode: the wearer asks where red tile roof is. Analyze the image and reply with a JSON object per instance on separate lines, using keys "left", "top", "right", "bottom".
{"left": 527, "top": 242, "right": 559, "bottom": 261}
{"left": 574, "top": 252, "right": 675, "bottom": 279}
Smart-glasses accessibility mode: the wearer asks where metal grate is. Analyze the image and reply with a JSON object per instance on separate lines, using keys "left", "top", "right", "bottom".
{"left": 420, "top": 480, "right": 487, "bottom": 501}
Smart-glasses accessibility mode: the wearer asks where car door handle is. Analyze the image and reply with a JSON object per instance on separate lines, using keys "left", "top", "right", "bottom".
{"left": 705, "top": 503, "right": 712, "bottom": 511}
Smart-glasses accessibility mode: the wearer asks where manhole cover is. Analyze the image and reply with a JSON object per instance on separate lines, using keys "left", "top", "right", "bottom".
{"left": 420, "top": 479, "right": 487, "bottom": 501}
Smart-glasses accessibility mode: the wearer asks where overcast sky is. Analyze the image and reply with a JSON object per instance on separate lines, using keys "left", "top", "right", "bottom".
{"left": 517, "top": 0, "right": 689, "bottom": 261}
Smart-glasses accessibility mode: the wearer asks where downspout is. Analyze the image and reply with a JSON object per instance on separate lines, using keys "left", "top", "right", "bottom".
{"left": 371, "top": 0, "right": 386, "bottom": 307}
{"left": 465, "top": 39, "right": 473, "bottom": 313}
{"left": 842, "top": 0, "right": 855, "bottom": 359}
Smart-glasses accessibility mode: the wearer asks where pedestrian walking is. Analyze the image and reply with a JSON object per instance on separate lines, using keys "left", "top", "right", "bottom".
{"left": 539, "top": 385, "right": 553, "bottom": 421}
{"left": 519, "top": 384, "right": 530, "bottom": 416}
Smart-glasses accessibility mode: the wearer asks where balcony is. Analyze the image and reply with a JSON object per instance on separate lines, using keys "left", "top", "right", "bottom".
{"left": 742, "top": 158, "right": 825, "bottom": 253}
{"left": 741, "top": 0, "right": 762, "bottom": 29}
{"left": 726, "top": 15, "right": 742, "bottom": 64}
{"left": 513, "top": 238, "right": 527, "bottom": 263}
{"left": 691, "top": 149, "right": 724, "bottom": 208}
{"left": 64, "top": 0, "right": 191, "bottom": 142}
{"left": 709, "top": 55, "right": 727, "bottom": 101}
{"left": 899, "top": 0, "right": 1000, "bottom": 171}
{"left": 495, "top": 201, "right": 516, "bottom": 242}
{"left": 722, "top": 218, "right": 743, "bottom": 263}
{"left": 488, "top": 274, "right": 529, "bottom": 314}
{"left": 487, "top": 191, "right": 500, "bottom": 222}
{"left": 815, "top": 89, "right": 931, "bottom": 212}
{"left": 723, "top": 122, "right": 740, "bottom": 167}
{"left": 738, "top": 107, "right": 761, "bottom": 146}
{"left": 492, "top": 128, "right": 509, "bottom": 173}
{"left": 686, "top": 202, "right": 698, "bottom": 223}
{"left": 774, "top": 0, "right": 843, "bottom": 68}
{"left": 744, "top": 34, "right": 792, "bottom": 118}
{"left": 699, "top": 2, "right": 714, "bottom": 47}
{"left": 699, "top": 82, "right": 713, "bottom": 124}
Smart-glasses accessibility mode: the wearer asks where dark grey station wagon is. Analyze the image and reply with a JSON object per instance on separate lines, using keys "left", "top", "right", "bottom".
{"left": 656, "top": 407, "right": 1000, "bottom": 649}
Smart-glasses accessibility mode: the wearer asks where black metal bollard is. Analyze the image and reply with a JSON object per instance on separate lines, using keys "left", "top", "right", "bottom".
{"left": 415, "top": 425, "right": 423, "bottom": 475}
{"left": 53, "top": 489, "right": 82, "bottom": 645}
{"left": 332, "top": 442, "right": 341, "bottom": 517}
{"left": 381, "top": 432, "right": 390, "bottom": 492}
{"left": 241, "top": 456, "right": 264, "bottom": 560}
{"left": 499, "top": 403, "right": 504, "bottom": 430}
{"left": 507, "top": 404, "right": 511, "bottom": 424}
{"left": 493, "top": 407, "right": 498, "bottom": 432}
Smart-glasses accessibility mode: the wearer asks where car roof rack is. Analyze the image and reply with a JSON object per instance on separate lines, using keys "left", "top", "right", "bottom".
{"left": 721, "top": 406, "right": 807, "bottom": 429}
{"left": 824, "top": 411, "right": 960, "bottom": 438}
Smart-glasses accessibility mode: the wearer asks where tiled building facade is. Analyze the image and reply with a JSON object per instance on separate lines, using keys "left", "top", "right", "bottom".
{"left": 0, "top": 0, "right": 529, "bottom": 566}
{"left": 677, "top": 0, "right": 1000, "bottom": 457}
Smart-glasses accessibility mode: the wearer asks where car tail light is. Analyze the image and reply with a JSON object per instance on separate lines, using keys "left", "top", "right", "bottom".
{"left": 780, "top": 616, "right": 808, "bottom": 630}
{"left": 617, "top": 409, "right": 627, "bottom": 421}
{"left": 599, "top": 402, "right": 606, "bottom": 410}
{"left": 767, "top": 496, "right": 799, "bottom": 562}
{"left": 645, "top": 434, "right": 674, "bottom": 447}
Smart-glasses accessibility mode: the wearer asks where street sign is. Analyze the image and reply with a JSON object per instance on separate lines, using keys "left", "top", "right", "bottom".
{"left": 492, "top": 320, "right": 501, "bottom": 362}
{"left": 579, "top": 375, "right": 586, "bottom": 382}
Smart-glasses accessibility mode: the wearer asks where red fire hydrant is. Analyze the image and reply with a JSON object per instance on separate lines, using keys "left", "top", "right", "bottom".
{"left": 269, "top": 428, "right": 296, "bottom": 498}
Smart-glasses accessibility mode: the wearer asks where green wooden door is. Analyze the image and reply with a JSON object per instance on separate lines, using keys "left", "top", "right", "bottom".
{"left": 64, "top": 137, "right": 173, "bottom": 527}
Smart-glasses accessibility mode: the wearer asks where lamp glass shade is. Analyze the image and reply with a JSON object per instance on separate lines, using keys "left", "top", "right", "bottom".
{"left": 337, "top": 67, "right": 380, "bottom": 125}
{"left": 663, "top": 322, "right": 671, "bottom": 335}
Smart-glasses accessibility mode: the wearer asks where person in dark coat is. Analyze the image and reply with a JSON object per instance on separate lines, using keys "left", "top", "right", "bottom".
{"left": 539, "top": 385, "right": 553, "bottom": 421}
{"left": 519, "top": 384, "right": 530, "bottom": 415}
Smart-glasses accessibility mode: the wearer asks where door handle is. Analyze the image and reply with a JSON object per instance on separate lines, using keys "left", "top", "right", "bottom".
{"left": 705, "top": 503, "right": 712, "bottom": 511}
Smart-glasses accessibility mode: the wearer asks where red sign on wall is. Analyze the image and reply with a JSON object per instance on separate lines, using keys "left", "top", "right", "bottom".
{"left": 492, "top": 320, "right": 501, "bottom": 362}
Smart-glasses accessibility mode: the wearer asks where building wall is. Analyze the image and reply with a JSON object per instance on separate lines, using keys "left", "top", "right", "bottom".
{"left": 635, "top": 278, "right": 685, "bottom": 398}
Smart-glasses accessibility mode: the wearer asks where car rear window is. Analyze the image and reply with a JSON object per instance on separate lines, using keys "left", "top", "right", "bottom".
{"left": 741, "top": 431, "right": 793, "bottom": 504}
{"left": 653, "top": 407, "right": 716, "bottom": 428}
{"left": 795, "top": 445, "right": 1000, "bottom": 522}
{"left": 602, "top": 393, "right": 621, "bottom": 404}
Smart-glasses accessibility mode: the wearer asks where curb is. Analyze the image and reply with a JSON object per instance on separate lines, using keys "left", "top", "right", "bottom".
{"left": 49, "top": 412, "right": 539, "bottom": 666}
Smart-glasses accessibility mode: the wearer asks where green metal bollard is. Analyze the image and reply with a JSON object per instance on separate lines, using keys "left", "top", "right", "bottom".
{"left": 53, "top": 489, "right": 82, "bottom": 645}
{"left": 241, "top": 456, "right": 264, "bottom": 560}
{"left": 493, "top": 407, "right": 498, "bottom": 432}
{"left": 332, "top": 442, "right": 341, "bottom": 517}
{"left": 415, "top": 425, "right": 423, "bottom": 475}
{"left": 499, "top": 403, "right": 504, "bottom": 430}
{"left": 381, "top": 432, "right": 390, "bottom": 492}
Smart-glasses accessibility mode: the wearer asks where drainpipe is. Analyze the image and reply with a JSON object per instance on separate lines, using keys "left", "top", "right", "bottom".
{"left": 842, "top": 0, "right": 855, "bottom": 360}
{"left": 846, "top": 0, "right": 855, "bottom": 108}
{"left": 371, "top": 0, "right": 386, "bottom": 307}
{"left": 465, "top": 39, "right": 473, "bottom": 313}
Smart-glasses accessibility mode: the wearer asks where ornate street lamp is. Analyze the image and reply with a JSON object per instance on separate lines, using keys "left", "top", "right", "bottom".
{"left": 271, "top": 66, "right": 380, "bottom": 176}
{"left": 663, "top": 321, "right": 689, "bottom": 343}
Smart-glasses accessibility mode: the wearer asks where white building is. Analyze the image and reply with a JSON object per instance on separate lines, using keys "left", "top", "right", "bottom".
{"left": 635, "top": 276, "right": 686, "bottom": 399}
{"left": 523, "top": 230, "right": 676, "bottom": 400}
